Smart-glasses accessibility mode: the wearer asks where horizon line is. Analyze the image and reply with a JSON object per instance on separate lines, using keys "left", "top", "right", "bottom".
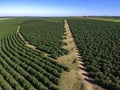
{"left": 0, "top": 15, "right": 120, "bottom": 17}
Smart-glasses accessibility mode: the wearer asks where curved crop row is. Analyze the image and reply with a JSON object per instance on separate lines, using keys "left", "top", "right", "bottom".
{"left": 1, "top": 38, "right": 48, "bottom": 90}
{"left": 0, "top": 32, "right": 69, "bottom": 90}
{"left": 6, "top": 34, "right": 61, "bottom": 85}
{"left": 11, "top": 34, "right": 64, "bottom": 73}
{"left": 13, "top": 33, "right": 70, "bottom": 72}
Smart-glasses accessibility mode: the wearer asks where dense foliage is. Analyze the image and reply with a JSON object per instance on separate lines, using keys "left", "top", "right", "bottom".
{"left": 68, "top": 19, "right": 120, "bottom": 90}
{"left": 0, "top": 33, "right": 69, "bottom": 90}
{"left": 20, "top": 20, "right": 69, "bottom": 58}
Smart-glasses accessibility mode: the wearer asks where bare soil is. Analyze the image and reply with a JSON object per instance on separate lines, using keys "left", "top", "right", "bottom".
{"left": 58, "top": 20, "right": 85, "bottom": 90}
{"left": 58, "top": 19, "right": 105, "bottom": 90}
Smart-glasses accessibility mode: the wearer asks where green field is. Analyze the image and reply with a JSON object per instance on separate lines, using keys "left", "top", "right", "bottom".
{"left": 0, "top": 18, "right": 70, "bottom": 90}
{"left": 20, "top": 19, "right": 69, "bottom": 58}
{"left": 68, "top": 18, "right": 120, "bottom": 90}
{"left": 0, "top": 17, "right": 120, "bottom": 90}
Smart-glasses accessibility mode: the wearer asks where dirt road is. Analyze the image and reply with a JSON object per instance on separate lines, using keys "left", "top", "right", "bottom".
{"left": 64, "top": 19, "right": 104, "bottom": 90}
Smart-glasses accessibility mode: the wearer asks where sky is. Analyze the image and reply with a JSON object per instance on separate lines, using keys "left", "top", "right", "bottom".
{"left": 0, "top": 0, "right": 120, "bottom": 16}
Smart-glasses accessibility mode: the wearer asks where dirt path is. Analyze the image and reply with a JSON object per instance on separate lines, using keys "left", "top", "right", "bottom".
{"left": 57, "top": 20, "right": 84, "bottom": 90}
{"left": 16, "top": 25, "right": 37, "bottom": 49}
{"left": 64, "top": 19, "right": 93, "bottom": 90}
{"left": 16, "top": 25, "right": 50, "bottom": 57}
{"left": 64, "top": 19, "right": 105, "bottom": 90}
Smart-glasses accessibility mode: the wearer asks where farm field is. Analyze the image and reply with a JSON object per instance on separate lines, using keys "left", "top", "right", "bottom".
{"left": 68, "top": 18, "right": 120, "bottom": 90}
{"left": 0, "top": 18, "right": 70, "bottom": 90}
{"left": 19, "top": 19, "right": 69, "bottom": 58}
{"left": 0, "top": 17, "right": 120, "bottom": 90}
{"left": 0, "top": 18, "right": 11, "bottom": 21}
{"left": 87, "top": 18, "right": 120, "bottom": 22}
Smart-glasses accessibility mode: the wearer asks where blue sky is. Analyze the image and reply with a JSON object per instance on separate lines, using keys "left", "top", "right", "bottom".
{"left": 0, "top": 0, "right": 120, "bottom": 16}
